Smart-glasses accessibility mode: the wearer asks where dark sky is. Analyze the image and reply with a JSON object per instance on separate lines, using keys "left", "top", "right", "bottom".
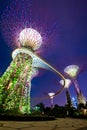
{"left": 0, "top": 0, "right": 87, "bottom": 107}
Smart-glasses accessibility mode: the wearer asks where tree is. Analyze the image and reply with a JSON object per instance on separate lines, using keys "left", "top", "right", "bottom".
{"left": 36, "top": 102, "right": 45, "bottom": 112}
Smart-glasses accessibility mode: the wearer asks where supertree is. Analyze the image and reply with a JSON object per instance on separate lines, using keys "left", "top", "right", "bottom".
{"left": 60, "top": 79, "right": 72, "bottom": 108}
{"left": 0, "top": 28, "right": 65, "bottom": 114}
{"left": 64, "top": 65, "right": 86, "bottom": 105}
{"left": 60, "top": 79, "right": 71, "bottom": 89}
{"left": 48, "top": 92, "right": 55, "bottom": 109}
{"left": 0, "top": 28, "right": 41, "bottom": 114}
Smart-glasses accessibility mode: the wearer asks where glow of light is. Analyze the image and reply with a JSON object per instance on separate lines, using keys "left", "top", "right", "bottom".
{"left": 64, "top": 65, "right": 79, "bottom": 78}
{"left": 71, "top": 97, "right": 77, "bottom": 108}
{"left": 72, "top": 97, "right": 75, "bottom": 101}
{"left": 60, "top": 79, "right": 71, "bottom": 88}
{"left": 19, "top": 28, "right": 42, "bottom": 50}
{"left": 48, "top": 92, "right": 55, "bottom": 99}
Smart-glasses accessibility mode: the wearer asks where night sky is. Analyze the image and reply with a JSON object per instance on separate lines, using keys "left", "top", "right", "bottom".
{"left": 0, "top": 0, "right": 87, "bottom": 107}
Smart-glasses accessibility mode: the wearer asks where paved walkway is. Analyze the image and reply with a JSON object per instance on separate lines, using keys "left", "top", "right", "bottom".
{"left": 0, "top": 118, "right": 87, "bottom": 130}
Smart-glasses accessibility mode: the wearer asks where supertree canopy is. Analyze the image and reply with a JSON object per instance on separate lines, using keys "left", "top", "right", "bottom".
{"left": 64, "top": 65, "right": 86, "bottom": 105}
{"left": 0, "top": 28, "right": 65, "bottom": 114}
{"left": 60, "top": 79, "right": 71, "bottom": 89}
{"left": 0, "top": 0, "right": 60, "bottom": 57}
{"left": 64, "top": 65, "right": 79, "bottom": 79}
{"left": 19, "top": 28, "right": 42, "bottom": 50}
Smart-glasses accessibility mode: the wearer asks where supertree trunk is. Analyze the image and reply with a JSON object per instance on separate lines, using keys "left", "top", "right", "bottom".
{"left": 0, "top": 52, "right": 33, "bottom": 114}
{"left": 66, "top": 89, "right": 72, "bottom": 108}
{"left": 73, "top": 79, "right": 86, "bottom": 105}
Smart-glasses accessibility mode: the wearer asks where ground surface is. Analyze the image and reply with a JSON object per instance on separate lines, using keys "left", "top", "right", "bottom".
{"left": 0, "top": 118, "right": 87, "bottom": 130}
